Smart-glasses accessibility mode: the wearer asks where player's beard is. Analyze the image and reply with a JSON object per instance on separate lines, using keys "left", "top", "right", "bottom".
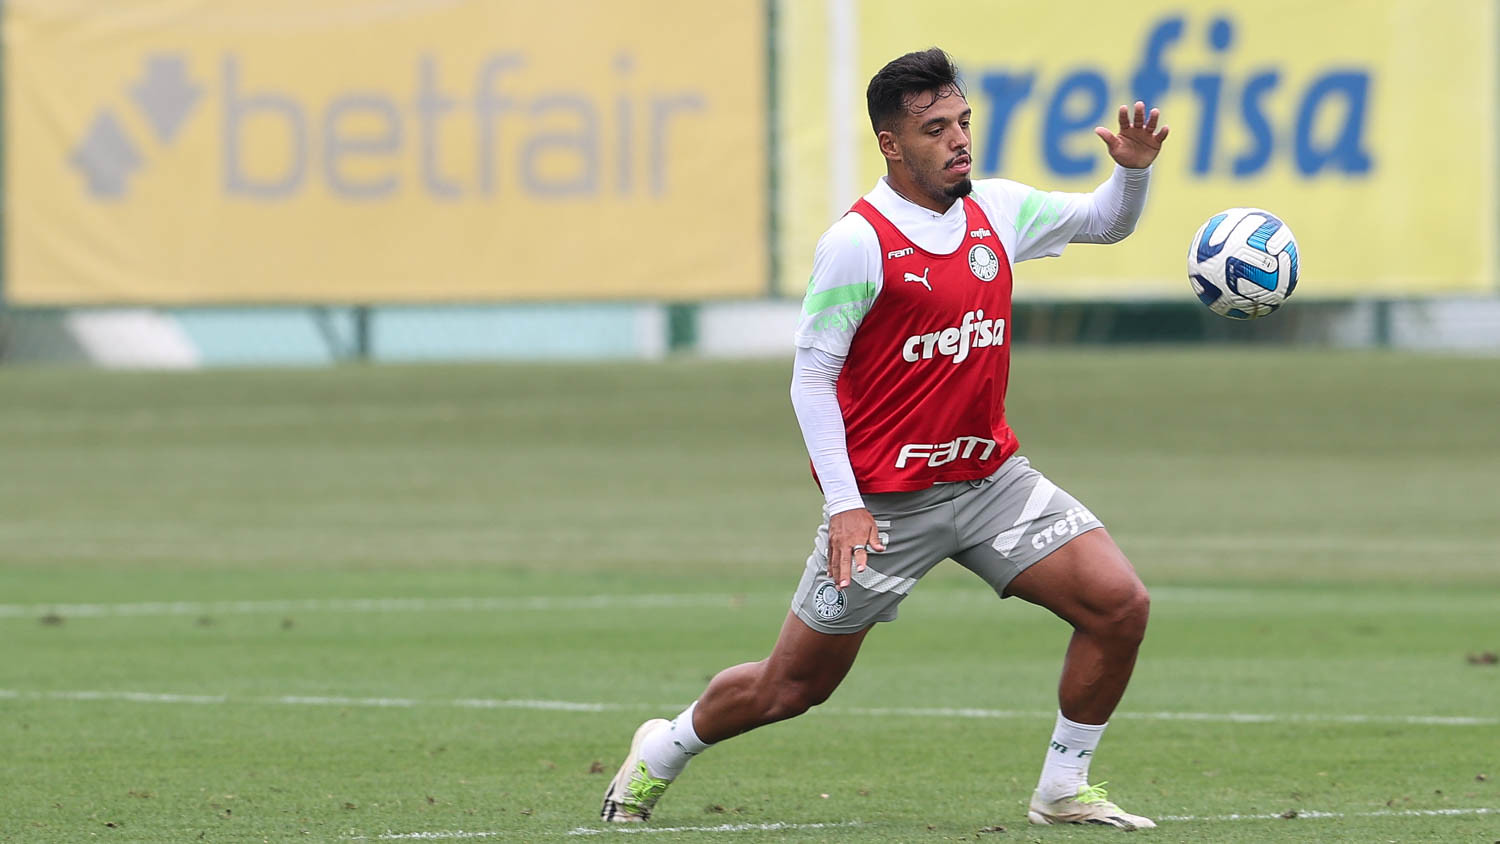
{"left": 939, "top": 150, "right": 973, "bottom": 198}
{"left": 943, "top": 176, "right": 973, "bottom": 199}
{"left": 908, "top": 154, "right": 972, "bottom": 205}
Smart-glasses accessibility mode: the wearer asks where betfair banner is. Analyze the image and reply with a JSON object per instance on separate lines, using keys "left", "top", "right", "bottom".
{"left": 778, "top": 0, "right": 1497, "bottom": 298}
{"left": 5, "top": 0, "right": 767, "bottom": 304}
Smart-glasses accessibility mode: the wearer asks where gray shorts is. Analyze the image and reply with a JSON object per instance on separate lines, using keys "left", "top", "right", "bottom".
{"left": 790, "top": 455, "right": 1104, "bottom": 634}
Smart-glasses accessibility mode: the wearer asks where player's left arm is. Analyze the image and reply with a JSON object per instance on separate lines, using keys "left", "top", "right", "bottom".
{"left": 994, "top": 102, "right": 1168, "bottom": 260}
{"left": 1070, "top": 101, "right": 1170, "bottom": 245}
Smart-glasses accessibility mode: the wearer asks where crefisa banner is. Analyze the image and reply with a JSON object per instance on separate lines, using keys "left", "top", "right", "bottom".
{"left": 777, "top": 1, "right": 1497, "bottom": 299}
{"left": 5, "top": 0, "right": 768, "bottom": 305}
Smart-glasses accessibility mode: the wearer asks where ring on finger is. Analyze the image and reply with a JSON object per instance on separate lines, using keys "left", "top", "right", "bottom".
{"left": 850, "top": 544, "right": 870, "bottom": 552}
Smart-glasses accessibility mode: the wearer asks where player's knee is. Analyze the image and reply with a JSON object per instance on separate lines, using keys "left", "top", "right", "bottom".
{"left": 1104, "top": 583, "right": 1150, "bottom": 644}
{"left": 1073, "top": 576, "right": 1149, "bottom": 644}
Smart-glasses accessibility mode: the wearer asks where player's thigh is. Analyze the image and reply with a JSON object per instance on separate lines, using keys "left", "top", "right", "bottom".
{"left": 949, "top": 456, "right": 1143, "bottom": 619}
{"left": 1001, "top": 528, "right": 1148, "bottom": 631}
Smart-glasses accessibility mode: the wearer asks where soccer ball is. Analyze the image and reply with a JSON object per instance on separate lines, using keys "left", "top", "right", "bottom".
{"left": 1187, "top": 208, "right": 1299, "bottom": 320}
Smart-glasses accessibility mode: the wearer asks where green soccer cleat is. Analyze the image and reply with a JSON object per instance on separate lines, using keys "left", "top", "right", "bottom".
{"left": 599, "top": 718, "right": 672, "bottom": 823}
{"left": 1027, "top": 782, "right": 1157, "bottom": 830}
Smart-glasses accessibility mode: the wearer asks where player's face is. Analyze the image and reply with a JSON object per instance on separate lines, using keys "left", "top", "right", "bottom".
{"left": 891, "top": 86, "right": 972, "bottom": 205}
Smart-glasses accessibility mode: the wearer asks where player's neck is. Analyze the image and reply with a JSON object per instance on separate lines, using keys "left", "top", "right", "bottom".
{"left": 884, "top": 172, "right": 954, "bottom": 215}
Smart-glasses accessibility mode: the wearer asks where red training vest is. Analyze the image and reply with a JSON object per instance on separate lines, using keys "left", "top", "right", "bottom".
{"left": 832, "top": 196, "right": 1019, "bottom": 493}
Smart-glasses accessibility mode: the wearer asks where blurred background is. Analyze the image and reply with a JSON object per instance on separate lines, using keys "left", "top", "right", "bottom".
{"left": 1, "top": 0, "right": 1495, "bottom": 365}
{"left": 3, "top": 4, "right": 1498, "bottom": 839}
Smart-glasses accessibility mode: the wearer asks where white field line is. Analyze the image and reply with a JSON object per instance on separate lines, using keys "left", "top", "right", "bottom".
{"left": 567, "top": 821, "right": 863, "bottom": 836}
{"left": 4, "top": 584, "right": 1493, "bottom": 621}
{"left": 0, "top": 688, "right": 1494, "bottom": 727}
{"left": 356, "top": 833, "right": 500, "bottom": 841}
{"left": 837, "top": 705, "right": 1498, "bottom": 727}
{"left": 354, "top": 810, "right": 1500, "bottom": 839}
{"left": 348, "top": 822, "right": 866, "bottom": 839}
{"left": 1158, "top": 806, "right": 1500, "bottom": 822}
{"left": 0, "top": 689, "right": 644, "bottom": 712}
{"left": 1117, "top": 533, "right": 1500, "bottom": 556}
{"left": 0, "top": 593, "right": 743, "bottom": 620}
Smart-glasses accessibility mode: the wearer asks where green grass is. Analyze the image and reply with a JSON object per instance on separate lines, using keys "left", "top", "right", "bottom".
{"left": 1, "top": 350, "right": 1498, "bottom": 842}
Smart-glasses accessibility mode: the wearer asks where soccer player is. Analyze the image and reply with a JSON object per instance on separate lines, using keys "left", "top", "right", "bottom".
{"left": 601, "top": 47, "right": 1168, "bottom": 830}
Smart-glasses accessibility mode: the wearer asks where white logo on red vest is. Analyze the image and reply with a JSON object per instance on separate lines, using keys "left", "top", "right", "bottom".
{"left": 895, "top": 436, "right": 998, "bottom": 469}
{"left": 968, "top": 244, "right": 999, "bottom": 281}
{"left": 903, "top": 267, "right": 931, "bottom": 291}
{"left": 887, "top": 247, "right": 914, "bottom": 259}
{"left": 970, "top": 228, "right": 992, "bottom": 239}
{"left": 900, "top": 309, "right": 1005, "bottom": 364}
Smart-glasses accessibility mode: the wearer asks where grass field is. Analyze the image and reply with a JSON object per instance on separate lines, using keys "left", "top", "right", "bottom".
{"left": 1, "top": 349, "right": 1498, "bottom": 842}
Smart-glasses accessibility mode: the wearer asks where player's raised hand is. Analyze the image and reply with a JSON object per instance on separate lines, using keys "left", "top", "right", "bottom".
{"left": 827, "top": 508, "right": 885, "bottom": 590}
{"left": 1095, "top": 101, "right": 1168, "bottom": 169}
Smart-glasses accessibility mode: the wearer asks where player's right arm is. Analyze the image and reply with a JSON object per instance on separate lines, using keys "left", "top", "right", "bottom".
{"left": 791, "top": 215, "right": 887, "bottom": 589}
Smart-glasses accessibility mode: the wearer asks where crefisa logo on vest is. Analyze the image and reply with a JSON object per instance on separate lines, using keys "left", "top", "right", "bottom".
{"left": 968, "top": 244, "right": 999, "bottom": 281}
{"left": 812, "top": 581, "right": 848, "bottom": 621}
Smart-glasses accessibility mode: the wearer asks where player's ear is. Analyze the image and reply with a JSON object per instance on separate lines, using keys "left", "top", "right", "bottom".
{"left": 877, "top": 128, "right": 902, "bottom": 163}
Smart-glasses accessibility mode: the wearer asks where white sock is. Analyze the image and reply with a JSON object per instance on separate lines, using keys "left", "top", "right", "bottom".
{"left": 1035, "top": 711, "right": 1107, "bottom": 802}
{"left": 639, "top": 701, "right": 713, "bottom": 780}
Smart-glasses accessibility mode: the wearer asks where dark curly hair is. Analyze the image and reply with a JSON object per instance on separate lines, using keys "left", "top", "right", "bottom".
{"left": 866, "top": 47, "right": 965, "bottom": 133}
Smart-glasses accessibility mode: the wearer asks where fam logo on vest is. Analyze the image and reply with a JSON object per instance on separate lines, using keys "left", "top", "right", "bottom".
{"left": 968, "top": 244, "right": 1000, "bottom": 281}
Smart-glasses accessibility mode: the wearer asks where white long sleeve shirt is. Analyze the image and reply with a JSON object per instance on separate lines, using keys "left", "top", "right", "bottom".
{"left": 791, "top": 165, "right": 1152, "bottom": 515}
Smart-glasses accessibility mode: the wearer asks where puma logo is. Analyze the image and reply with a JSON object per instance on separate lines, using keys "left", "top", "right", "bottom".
{"left": 903, "top": 267, "right": 931, "bottom": 291}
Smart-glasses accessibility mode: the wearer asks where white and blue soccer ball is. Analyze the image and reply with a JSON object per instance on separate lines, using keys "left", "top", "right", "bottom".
{"left": 1187, "top": 208, "right": 1299, "bottom": 320}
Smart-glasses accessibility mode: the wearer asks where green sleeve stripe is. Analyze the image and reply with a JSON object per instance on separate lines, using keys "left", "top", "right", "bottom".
{"left": 1015, "top": 191, "right": 1045, "bottom": 234}
{"left": 1015, "top": 190, "right": 1068, "bottom": 240}
{"left": 802, "top": 281, "right": 875, "bottom": 315}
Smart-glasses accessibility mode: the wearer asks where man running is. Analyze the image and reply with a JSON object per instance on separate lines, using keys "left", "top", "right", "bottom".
{"left": 601, "top": 46, "right": 1168, "bottom": 830}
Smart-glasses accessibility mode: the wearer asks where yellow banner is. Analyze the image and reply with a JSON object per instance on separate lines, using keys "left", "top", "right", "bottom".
{"left": 6, "top": 0, "right": 767, "bottom": 304}
{"left": 778, "top": 0, "right": 1497, "bottom": 299}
